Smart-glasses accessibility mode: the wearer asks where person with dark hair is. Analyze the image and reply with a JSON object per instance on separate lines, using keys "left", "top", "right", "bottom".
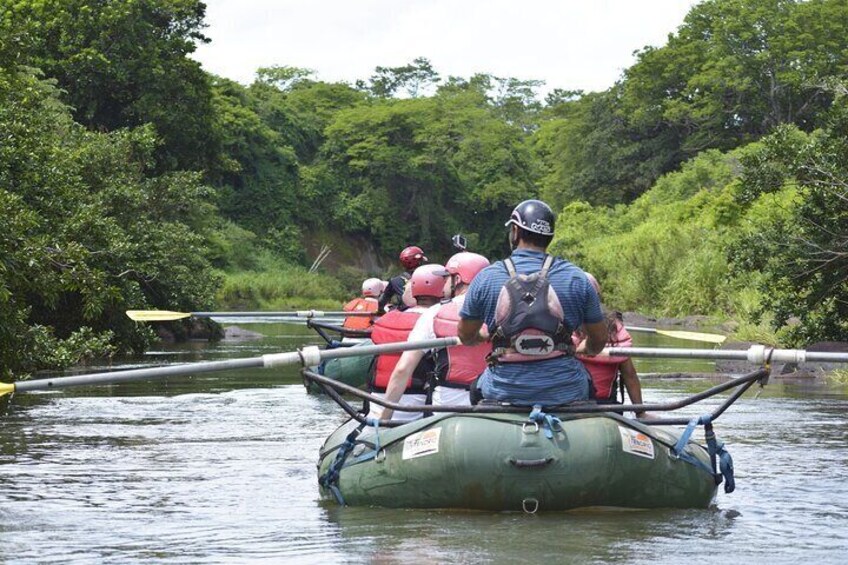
{"left": 457, "top": 199, "right": 608, "bottom": 406}
{"left": 573, "top": 273, "right": 645, "bottom": 417}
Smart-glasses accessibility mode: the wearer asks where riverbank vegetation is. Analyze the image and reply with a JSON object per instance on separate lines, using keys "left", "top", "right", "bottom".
{"left": 2, "top": 0, "right": 847, "bottom": 377}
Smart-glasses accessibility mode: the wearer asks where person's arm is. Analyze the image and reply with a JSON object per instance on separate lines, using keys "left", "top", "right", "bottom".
{"left": 581, "top": 320, "right": 608, "bottom": 355}
{"left": 458, "top": 319, "right": 488, "bottom": 346}
{"left": 379, "top": 349, "right": 425, "bottom": 421}
{"left": 619, "top": 359, "right": 645, "bottom": 418}
{"left": 377, "top": 277, "right": 397, "bottom": 313}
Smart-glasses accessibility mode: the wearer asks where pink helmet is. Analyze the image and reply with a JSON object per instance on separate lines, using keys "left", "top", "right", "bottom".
{"left": 410, "top": 264, "right": 448, "bottom": 298}
{"left": 437, "top": 252, "right": 490, "bottom": 285}
{"left": 585, "top": 272, "right": 601, "bottom": 299}
{"left": 361, "top": 277, "right": 383, "bottom": 298}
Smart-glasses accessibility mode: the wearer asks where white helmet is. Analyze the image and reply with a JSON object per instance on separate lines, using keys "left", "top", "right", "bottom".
{"left": 361, "top": 278, "right": 383, "bottom": 298}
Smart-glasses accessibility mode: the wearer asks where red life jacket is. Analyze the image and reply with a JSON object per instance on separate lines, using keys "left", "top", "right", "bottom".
{"left": 573, "top": 320, "right": 632, "bottom": 400}
{"left": 369, "top": 308, "right": 432, "bottom": 393}
{"left": 432, "top": 297, "right": 491, "bottom": 388}
{"left": 342, "top": 297, "right": 378, "bottom": 331}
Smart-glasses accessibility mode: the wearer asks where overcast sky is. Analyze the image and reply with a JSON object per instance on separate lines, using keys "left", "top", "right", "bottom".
{"left": 192, "top": 0, "right": 701, "bottom": 95}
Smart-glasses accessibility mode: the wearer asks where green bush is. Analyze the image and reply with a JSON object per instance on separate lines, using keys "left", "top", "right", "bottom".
{"left": 215, "top": 264, "right": 348, "bottom": 311}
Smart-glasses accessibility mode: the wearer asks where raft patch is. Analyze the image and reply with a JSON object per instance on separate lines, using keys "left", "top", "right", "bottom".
{"left": 618, "top": 427, "right": 655, "bottom": 460}
{"left": 402, "top": 428, "right": 441, "bottom": 460}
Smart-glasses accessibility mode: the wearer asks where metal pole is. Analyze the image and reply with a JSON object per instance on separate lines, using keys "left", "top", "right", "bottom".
{"left": 191, "top": 310, "right": 374, "bottom": 318}
{"left": 3, "top": 338, "right": 460, "bottom": 395}
{"left": 13, "top": 357, "right": 267, "bottom": 393}
{"left": 604, "top": 345, "right": 848, "bottom": 364}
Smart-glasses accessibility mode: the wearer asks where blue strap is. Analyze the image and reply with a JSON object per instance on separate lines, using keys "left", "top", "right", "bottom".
{"left": 347, "top": 418, "right": 382, "bottom": 465}
{"left": 706, "top": 427, "right": 735, "bottom": 494}
{"left": 318, "top": 421, "right": 370, "bottom": 505}
{"left": 528, "top": 404, "right": 562, "bottom": 439}
{"left": 318, "top": 418, "right": 386, "bottom": 506}
{"left": 672, "top": 415, "right": 710, "bottom": 457}
{"left": 672, "top": 415, "right": 735, "bottom": 493}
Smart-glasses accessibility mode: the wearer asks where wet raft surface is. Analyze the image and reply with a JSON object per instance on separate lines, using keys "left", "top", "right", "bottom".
{"left": 318, "top": 412, "right": 717, "bottom": 511}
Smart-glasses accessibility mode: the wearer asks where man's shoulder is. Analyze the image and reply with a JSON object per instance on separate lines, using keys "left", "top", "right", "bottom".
{"left": 476, "top": 260, "right": 507, "bottom": 282}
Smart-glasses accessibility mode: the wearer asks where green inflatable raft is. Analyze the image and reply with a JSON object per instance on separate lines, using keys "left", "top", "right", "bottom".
{"left": 317, "top": 412, "right": 718, "bottom": 511}
{"left": 305, "top": 339, "right": 374, "bottom": 393}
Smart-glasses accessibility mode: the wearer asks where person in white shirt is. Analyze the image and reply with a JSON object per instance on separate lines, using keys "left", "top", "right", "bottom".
{"left": 380, "top": 252, "right": 490, "bottom": 420}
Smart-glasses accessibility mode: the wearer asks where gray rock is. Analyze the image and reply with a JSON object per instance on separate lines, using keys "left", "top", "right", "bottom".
{"left": 222, "top": 326, "right": 265, "bottom": 341}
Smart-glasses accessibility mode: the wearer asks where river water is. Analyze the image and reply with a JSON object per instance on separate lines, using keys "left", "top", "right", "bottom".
{"left": 1, "top": 322, "right": 847, "bottom": 564}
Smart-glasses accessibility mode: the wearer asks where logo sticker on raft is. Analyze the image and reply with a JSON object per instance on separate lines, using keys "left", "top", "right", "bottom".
{"left": 618, "top": 427, "right": 655, "bottom": 459}
{"left": 402, "top": 428, "right": 441, "bottom": 460}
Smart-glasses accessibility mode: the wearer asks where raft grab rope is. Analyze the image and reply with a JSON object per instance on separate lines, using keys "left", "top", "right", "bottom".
{"left": 318, "top": 418, "right": 382, "bottom": 505}
{"left": 671, "top": 415, "right": 735, "bottom": 493}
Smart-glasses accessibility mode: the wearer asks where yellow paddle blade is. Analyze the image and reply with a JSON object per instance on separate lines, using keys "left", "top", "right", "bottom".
{"left": 0, "top": 382, "right": 15, "bottom": 397}
{"left": 126, "top": 310, "right": 193, "bottom": 322}
{"left": 655, "top": 329, "right": 726, "bottom": 344}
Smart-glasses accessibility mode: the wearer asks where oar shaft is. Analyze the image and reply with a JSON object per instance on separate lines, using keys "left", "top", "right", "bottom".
{"left": 604, "top": 345, "right": 848, "bottom": 364}
{"left": 262, "top": 337, "right": 460, "bottom": 367}
{"left": 625, "top": 326, "right": 659, "bottom": 334}
{"left": 192, "top": 310, "right": 374, "bottom": 318}
{"left": 6, "top": 338, "right": 461, "bottom": 394}
{"left": 13, "top": 357, "right": 267, "bottom": 393}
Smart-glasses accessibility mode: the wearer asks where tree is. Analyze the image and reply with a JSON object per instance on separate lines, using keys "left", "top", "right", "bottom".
{"left": 0, "top": 66, "right": 220, "bottom": 377}
{"left": 318, "top": 87, "right": 537, "bottom": 258}
{"left": 365, "top": 57, "right": 441, "bottom": 98}
{"left": 533, "top": 89, "right": 681, "bottom": 209}
{"left": 8, "top": 0, "right": 219, "bottom": 171}
{"left": 732, "top": 100, "right": 848, "bottom": 343}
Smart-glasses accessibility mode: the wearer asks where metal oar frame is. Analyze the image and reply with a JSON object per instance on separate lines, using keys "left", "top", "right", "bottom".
{"left": 301, "top": 366, "right": 771, "bottom": 428}
{"left": 306, "top": 319, "right": 371, "bottom": 345}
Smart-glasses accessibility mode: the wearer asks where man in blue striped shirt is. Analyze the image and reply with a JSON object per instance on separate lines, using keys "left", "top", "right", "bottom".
{"left": 458, "top": 200, "right": 608, "bottom": 406}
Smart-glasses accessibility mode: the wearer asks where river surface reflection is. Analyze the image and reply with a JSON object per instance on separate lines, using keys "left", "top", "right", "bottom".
{"left": 1, "top": 322, "right": 846, "bottom": 563}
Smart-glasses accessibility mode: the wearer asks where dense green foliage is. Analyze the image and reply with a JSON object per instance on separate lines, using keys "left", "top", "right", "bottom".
{"left": 0, "top": 67, "right": 220, "bottom": 377}
{"left": 3, "top": 0, "right": 848, "bottom": 378}
{"left": 535, "top": 0, "right": 848, "bottom": 207}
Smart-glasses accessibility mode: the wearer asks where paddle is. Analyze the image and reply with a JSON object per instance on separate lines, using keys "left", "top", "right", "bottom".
{"left": 0, "top": 337, "right": 460, "bottom": 397}
{"left": 126, "top": 309, "right": 378, "bottom": 322}
{"left": 624, "top": 326, "right": 726, "bottom": 344}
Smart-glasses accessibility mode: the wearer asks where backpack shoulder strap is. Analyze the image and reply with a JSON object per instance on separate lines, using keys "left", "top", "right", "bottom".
{"left": 503, "top": 258, "right": 517, "bottom": 277}
{"left": 540, "top": 254, "right": 554, "bottom": 276}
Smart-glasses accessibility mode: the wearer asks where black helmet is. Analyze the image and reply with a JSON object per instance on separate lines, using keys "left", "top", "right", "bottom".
{"left": 504, "top": 199, "right": 555, "bottom": 236}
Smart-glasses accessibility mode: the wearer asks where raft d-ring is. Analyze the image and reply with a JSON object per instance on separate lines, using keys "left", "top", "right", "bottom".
{"left": 522, "top": 421, "right": 540, "bottom": 434}
{"left": 522, "top": 498, "right": 540, "bottom": 514}
{"left": 374, "top": 449, "right": 386, "bottom": 464}
{"left": 667, "top": 447, "right": 681, "bottom": 461}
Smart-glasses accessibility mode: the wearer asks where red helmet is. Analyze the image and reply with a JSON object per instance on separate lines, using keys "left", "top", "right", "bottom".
{"left": 399, "top": 246, "right": 427, "bottom": 271}
{"left": 437, "top": 252, "right": 490, "bottom": 285}
{"left": 410, "top": 264, "right": 447, "bottom": 299}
